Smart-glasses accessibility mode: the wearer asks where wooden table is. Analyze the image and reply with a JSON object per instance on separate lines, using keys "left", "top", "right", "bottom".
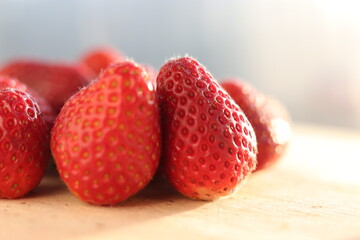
{"left": 1, "top": 123, "right": 360, "bottom": 240}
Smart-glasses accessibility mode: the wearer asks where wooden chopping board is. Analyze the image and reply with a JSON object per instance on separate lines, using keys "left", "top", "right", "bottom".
{"left": 1, "top": 123, "right": 360, "bottom": 240}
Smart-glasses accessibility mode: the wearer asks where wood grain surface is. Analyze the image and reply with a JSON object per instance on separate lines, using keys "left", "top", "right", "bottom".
{"left": 1, "top": 123, "right": 360, "bottom": 240}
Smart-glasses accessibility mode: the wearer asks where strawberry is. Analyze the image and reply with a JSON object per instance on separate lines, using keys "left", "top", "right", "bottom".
{"left": 0, "top": 89, "right": 49, "bottom": 199}
{"left": 156, "top": 57, "right": 257, "bottom": 200}
{"left": 81, "top": 47, "right": 125, "bottom": 77}
{"left": 51, "top": 61, "right": 161, "bottom": 205}
{"left": 0, "top": 60, "right": 92, "bottom": 112}
{"left": 0, "top": 75, "right": 56, "bottom": 130}
{"left": 77, "top": 63, "right": 98, "bottom": 82}
{"left": 221, "top": 79, "right": 292, "bottom": 171}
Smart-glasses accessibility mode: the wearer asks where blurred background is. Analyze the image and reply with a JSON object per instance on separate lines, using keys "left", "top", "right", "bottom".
{"left": 0, "top": 0, "right": 359, "bottom": 129}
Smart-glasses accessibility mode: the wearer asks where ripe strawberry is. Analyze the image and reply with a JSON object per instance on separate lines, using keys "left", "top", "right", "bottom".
{"left": 157, "top": 57, "right": 257, "bottom": 200}
{"left": 0, "top": 60, "right": 92, "bottom": 112}
{"left": 0, "top": 89, "right": 49, "bottom": 199}
{"left": 51, "top": 61, "right": 161, "bottom": 205}
{"left": 77, "top": 63, "right": 98, "bottom": 82}
{"left": 0, "top": 75, "right": 56, "bottom": 130}
{"left": 81, "top": 47, "right": 125, "bottom": 77}
{"left": 221, "top": 79, "right": 292, "bottom": 171}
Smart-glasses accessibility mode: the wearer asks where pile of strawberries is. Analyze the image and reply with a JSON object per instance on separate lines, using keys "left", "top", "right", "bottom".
{"left": 0, "top": 47, "right": 291, "bottom": 205}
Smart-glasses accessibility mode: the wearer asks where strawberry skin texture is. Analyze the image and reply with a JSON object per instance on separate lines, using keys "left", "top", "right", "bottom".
{"left": 221, "top": 80, "right": 292, "bottom": 171}
{"left": 51, "top": 61, "right": 161, "bottom": 205}
{"left": 81, "top": 47, "right": 124, "bottom": 77}
{"left": 0, "top": 60, "right": 91, "bottom": 112}
{"left": 0, "top": 75, "right": 56, "bottom": 131}
{"left": 0, "top": 89, "right": 49, "bottom": 199}
{"left": 157, "top": 57, "right": 257, "bottom": 200}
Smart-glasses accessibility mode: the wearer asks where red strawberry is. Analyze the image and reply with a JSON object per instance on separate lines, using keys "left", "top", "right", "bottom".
{"left": 221, "top": 79, "right": 292, "bottom": 171}
{"left": 0, "top": 60, "right": 92, "bottom": 112}
{"left": 81, "top": 47, "right": 125, "bottom": 77}
{"left": 0, "top": 89, "right": 49, "bottom": 199}
{"left": 77, "top": 63, "right": 98, "bottom": 82}
{"left": 156, "top": 57, "right": 257, "bottom": 200}
{"left": 0, "top": 75, "right": 56, "bottom": 130}
{"left": 51, "top": 61, "right": 161, "bottom": 205}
